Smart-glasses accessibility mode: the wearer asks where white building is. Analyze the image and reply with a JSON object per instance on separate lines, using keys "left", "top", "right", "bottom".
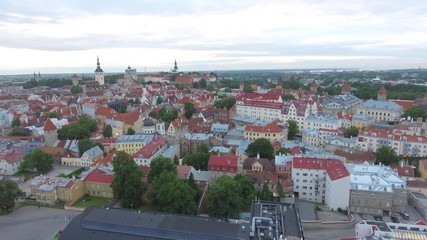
{"left": 0, "top": 150, "right": 24, "bottom": 175}
{"left": 356, "top": 129, "right": 427, "bottom": 157}
{"left": 94, "top": 56, "right": 105, "bottom": 86}
{"left": 346, "top": 163, "right": 407, "bottom": 215}
{"left": 292, "top": 157, "right": 350, "bottom": 210}
{"left": 133, "top": 137, "right": 168, "bottom": 166}
{"left": 357, "top": 99, "right": 404, "bottom": 123}
{"left": 235, "top": 93, "right": 283, "bottom": 122}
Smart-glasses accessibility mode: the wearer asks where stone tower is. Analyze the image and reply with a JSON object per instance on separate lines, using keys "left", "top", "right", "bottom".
{"left": 71, "top": 74, "right": 79, "bottom": 86}
{"left": 341, "top": 82, "right": 351, "bottom": 95}
{"left": 378, "top": 86, "right": 387, "bottom": 101}
{"left": 310, "top": 80, "right": 317, "bottom": 93}
{"left": 43, "top": 119, "right": 58, "bottom": 147}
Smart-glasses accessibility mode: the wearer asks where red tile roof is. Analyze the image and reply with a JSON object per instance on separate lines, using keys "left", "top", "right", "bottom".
{"left": 115, "top": 110, "right": 140, "bottom": 125}
{"left": 244, "top": 121, "right": 283, "bottom": 133}
{"left": 342, "top": 83, "right": 350, "bottom": 93}
{"left": 208, "top": 155, "right": 238, "bottom": 171}
{"left": 177, "top": 165, "right": 193, "bottom": 180}
{"left": 392, "top": 100, "right": 415, "bottom": 111}
{"left": 0, "top": 150, "right": 24, "bottom": 164}
{"left": 84, "top": 168, "right": 113, "bottom": 184}
{"left": 334, "top": 150, "right": 376, "bottom": 164}
{"left": 293, "top": 157, "right": 349, "bottom": 181}
{"left": 378, "top": 86, "right": 387, "bottom": 95}
{"left": 390, "top": 164, "right": 415, "bottom": 178}
{"left": 95, "top": 106, "right": 116, "bottom": 118}
{"left": 133, "top": 137, "right": 167, "bottom": 159}
{"left": 175, "top": 75, "right": 194, "bottom": 85}
{"left": 44, "top": 118, "right": 57, "bottom": 131}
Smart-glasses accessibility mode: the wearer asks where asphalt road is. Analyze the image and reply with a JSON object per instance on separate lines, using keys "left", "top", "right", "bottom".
{"left": 0, "top": 205, "right": 79, "bottom": 240}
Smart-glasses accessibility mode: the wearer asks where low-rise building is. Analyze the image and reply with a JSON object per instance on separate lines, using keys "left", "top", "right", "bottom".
{"left": 114, "top": 134, "right": 155, "bottom": 154}
{"left": 357, "top": 99, "right": 404, "bottom": 123}
{"left": 133, "top": 137, "right": 168, "bottom": 166}
{"left": 347, "top": 163, "right": 407, "bottom": 216}
{"left": 0, "top": 149, "right": 24, "bottom": 175}
{"left": 243, "top": 120, "right": 287, "bottom": 141}
{"left": 83, "top": 168, "right": 114, "bottom": 198}
{"left": 208, "top": 155, "right": 238, "bottom": 174}
{"left": 351, "top": 113, "right": 375, "bottom": 129}
{"left": 81, "top": 146, "right": 104, "bottom": 167}
{"left": 30, "top": 176, "right": 85, "bottom": 204}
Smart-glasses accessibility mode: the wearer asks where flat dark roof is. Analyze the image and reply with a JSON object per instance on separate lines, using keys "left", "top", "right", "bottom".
{"left": 60, "top": 207, "right": 250, "bottom": 240}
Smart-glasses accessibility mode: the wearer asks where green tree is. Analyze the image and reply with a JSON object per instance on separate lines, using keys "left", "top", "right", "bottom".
{"left": 48, "top": 112, "right": 59, "bottom": 118}
{"left": 192, "top": 82, "right": 200, "bottom": 89}
{"left": 403, "top": 106, "right": 427, "bottom": 120}
{"left": 173, "top": 155, "right": 179, "bottom": 165}
{"left": 243, "top": 83, "right": 254, "bottom": 93}
{"left": 287, "top": 120, "right": 299, "bottom": 140}
{"left": 118, "top": 104, "right": 127, "bottom": 113}
{"left": 277, "top": 147, "right": 291, "bottom": 155}
{"left": 200, "top": 79, "right": 207, "bottom": 89}
{"left": 127, "top": 127, "right": 135, "bottom": 135}
{"left": 159, "top": 108, "right": 178, "bottom": 122}
{"left": 207, "top": 175, "right": 242, "bottom": 218}
{"left": 282, "top": 94, "right": 296, "bottom": 101}
{"left": 184, "top": 102, "right": 196, "bottom": 119}
{"left": 376, "top": 146, "right": 399, "bottom": 166}
{"left": 111, "top": 152, "right": 145, "bottom": 208}
{"left": 102, "top": 125, "right": 113, "bottom": 138}
{"left": 9, "top": 128, "right": 29, "bottom": 136}
{"left": 20, "top": 149, "right": 53, "bottom": 173}
{"left": 156, "top": 97, "right": 163, "bottom": 105}
{"left": 134, "top": 98, "right": 141, "bottom": 104}
{"left": 246, "top": 138, "right": 274, "bottom": 160}
{"left": 150, "top": 172, "right": 197, "bottom": 215}
{"left": 234, "top": 174, "right": 255, "bottom": 206}
{"left": 214, "top": 97, "right": 236, "bottom": 110}
{"left": 276, "top": 182, "right": 284, "bottom": 201}
{"left": 344, "top": 126, "right": 359, "bottom": 138}
{"left": 78, "top": 139, "right": 104, "bottom": 157}
{"left": 258, "top": 182, "right": 274, "bottom": 201}
{"left": 187, "top": 172, "right": 201, "bottom": 201}
{"left": 70, "top": 86, "right": 83, "bottom": 95}
{"left": 11, "top": 118, "right": 21, "bottom": 128}
{"left": 148, "top": 156, "right": 176, "bottom": 182}
{"left": 182, "top": 145, "right": 210, "bottom": 170}
{"left": 0, "top": 180, "right": 24, "bottom": 212}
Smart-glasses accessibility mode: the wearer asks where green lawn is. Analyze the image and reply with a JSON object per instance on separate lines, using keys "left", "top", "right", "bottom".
{"left": 73, "top": 196, "right": 109, "bottom": 208}
{"left": 13, "top": 170, "right": 36, "bottom": 178}
{"left": 22, "top": 201, "right": 64, "bottom": 210}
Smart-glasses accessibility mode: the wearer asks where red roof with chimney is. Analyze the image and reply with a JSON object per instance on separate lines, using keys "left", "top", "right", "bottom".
{"left": 84, "top": 168, "right": 114, "bottom": 184}
{"left": 244, "top": 121, "right": 283, "bottom": 133}
{"left": 0, "top": 150, "right": 24, "bottom": 164}
{"left": 95, "top": 106, "right": 116, "bottom": 118}
{"left": 293, "top": 157, "right": 349, "bottom": 181}
{"left": 392, "top": 100, "right": 415, "bottom": 111}
{"left": 175, "top": 75, "right": 194, "bottom": 85}
{"left": 43, "top": 119, "right": 57, "bottom": 131}
{"left": 115, "top": 110, "right": 140, "bottom": 125}
{"left": 208, "top": 155, "right": 238, "bottom": 173}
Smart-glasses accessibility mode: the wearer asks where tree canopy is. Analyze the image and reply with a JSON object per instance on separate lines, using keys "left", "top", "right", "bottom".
{"left": 149, "top": 172, "right": 197, "bottom": 215}
{"left": 70, "top": 86, "right": 83, "bottom": 95}
{"left": 287, "top": 120, "right": 299, "bottom": 140}
{"left": 102, "top": 125, "right": 113, "bottom": 138}
{"left": 344, "top": 126, "right": 359, "bottom": 138}
{"left": 277, "top": 147, "right": 291, "bottom": 155}
{"left": 12, "top": 118, "right": 21, "bottom": 128}
{"left": 214, "top": 97, "right": 236, "bottom": 110}
{"left": 184, "top": 102, "right": 196, "bottom": 119}
{"left": 0, "top": 180, "right": 24, "bottom": 212}
{"left": 20, "top": 149, "right": 53, "bottom": 173}
{"left": 234, "top": 174, "right": 256, "bottom": 206}
{"left": 48, "top": 112, "right": 59, "bottom": 118}
{"left": 78, "top": 139, "right": 104, "bottom": 157}
{"left": 246, "top": 138, "right": 274, "bottom": 160}
{"left": 58, "top": 117, "right": 97, "bottom": 140}
{"left": 258, "top": 182, "right": 274, "bottom": 201}
{"left": 282, "top": 94, "right": 296, "bottom": 101}
{"left": 376, "top": 146, "right": 399, "bottom": 166}
{"left": 182, "top": 144, "right": 210, "bottom": 170}
{"left": 403, "top": 106, "right": 427, "bottom": 120}
{"left": 111, "top": 152, "right": 145, "bottom": 208}
{"left": 127, "top": 127, "right": 135, "bottom": 135}
{"left": 148, "top": 156, "right": 176, "bottom": 182}
{"left": 208, "top": 175, "right": 242, "bottom": 218}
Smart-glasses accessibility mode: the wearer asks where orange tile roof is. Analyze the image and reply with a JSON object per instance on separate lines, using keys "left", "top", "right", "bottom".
{"left": 43, "top": 119, "right": 57, "bottom": 131}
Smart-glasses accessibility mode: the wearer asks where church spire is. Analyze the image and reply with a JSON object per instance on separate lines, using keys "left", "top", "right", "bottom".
{"left": 172, "top": 59, "right": 178, "bottom": 73}
{"left": 97, "top": 56, "right": 100, "bottom": 68}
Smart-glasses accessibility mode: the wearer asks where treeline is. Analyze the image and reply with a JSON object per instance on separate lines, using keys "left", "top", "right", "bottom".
{"left": 23, "top": 79, "right": 72, "bottom": 89}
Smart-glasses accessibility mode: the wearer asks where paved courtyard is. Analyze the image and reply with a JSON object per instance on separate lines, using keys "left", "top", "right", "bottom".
{"left": 0, "top": 205, "right": 79, "bottom": 240}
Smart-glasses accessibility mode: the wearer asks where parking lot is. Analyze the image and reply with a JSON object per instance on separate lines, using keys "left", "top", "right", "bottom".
{"left": 0, "top": 205, "right": 78, "bottom": 240}
{"left": 359, "top": 205, "right": 425, "bottom": 224}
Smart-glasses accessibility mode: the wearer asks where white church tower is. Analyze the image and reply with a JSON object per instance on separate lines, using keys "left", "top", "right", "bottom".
{"left": 94, "top": 56, "right": 105, "bottom": 86}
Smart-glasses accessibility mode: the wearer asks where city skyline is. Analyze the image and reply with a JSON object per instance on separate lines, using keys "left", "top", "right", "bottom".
{"left": 1, "top": 0, "right": 427, "bottom": 74}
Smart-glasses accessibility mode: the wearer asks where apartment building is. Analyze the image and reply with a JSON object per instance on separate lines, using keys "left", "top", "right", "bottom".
{"left": 180, "top": 133, "right": 211, "bottom": 156}
{"left": 356, "top": 129, "right": 427, "bottom": 157}
{"left": 30, "top": 176, "right": 85, "bottom": 204}
{"left": 281, "top": 98, "right": 318, "bottom": 133}
{"left": 235, "top": 93, "right": 283, "bottom": 122}
{"left": 243, "top": 120, "right": 287, "bottom": 141}
{"left": 83, "top": 168, "right": 114, "bottom": 199}
{"left": 292, "top": 157, "right": 350, "bottom": 210}
{"left": 346, "top": 163, "right": 407, "bottom": 216}
{"left": 114, "top": 134, "right": 155, "bottom": 154}
{"left": 322, "top": 95, "right": 362, "bottom": 116}
{"left": 351, "top": 113, "right": 375, "bottom": 129}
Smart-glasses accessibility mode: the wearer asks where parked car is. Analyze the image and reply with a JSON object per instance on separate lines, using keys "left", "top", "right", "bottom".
{"left": 399, "top": 212, "right": 409, "bottom": 220}
{"left": 391, "top": 216, "right": 400, "bottom": 223}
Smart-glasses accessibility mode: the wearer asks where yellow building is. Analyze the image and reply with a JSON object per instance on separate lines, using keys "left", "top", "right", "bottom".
{"left": 244, "top": 121, "right": 287, "bottom": 141}
{"left": 114, "top": 134, "right": 155, "bottom": 154}
{"left": 419, "top": 160, "right": 427, "bottom": 180}
{"left": 351, "top": 113, "right": 375, "bottom": 129}
{"left": 30, "top": 177, "right": 85, "bottom": 205}
{"left": 83, "top": 168, "right": 114, "bottom": 198}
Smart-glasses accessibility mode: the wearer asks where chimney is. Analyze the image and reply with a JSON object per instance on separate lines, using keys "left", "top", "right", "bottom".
{"left": 257, "top": 153, "right": 260, "bottom": 160}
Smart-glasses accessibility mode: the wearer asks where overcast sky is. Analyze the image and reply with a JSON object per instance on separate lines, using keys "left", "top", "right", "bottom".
{"left": 1, "top": 0, "right": 426, "bottom": 74}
